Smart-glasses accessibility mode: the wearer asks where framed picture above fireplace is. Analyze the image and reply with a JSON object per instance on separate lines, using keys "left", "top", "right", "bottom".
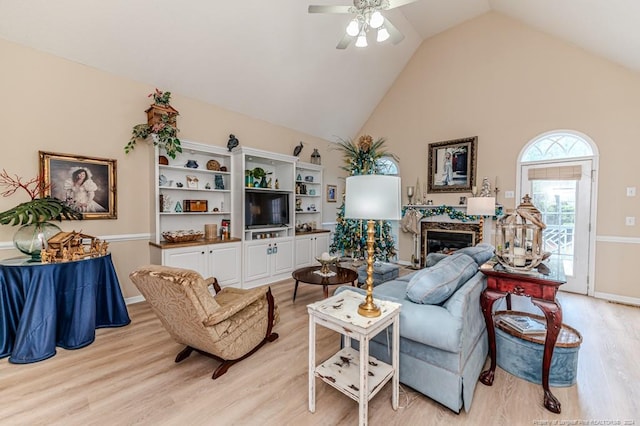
{"left": 427, "top": 136, "right": 477, "bottom": 193}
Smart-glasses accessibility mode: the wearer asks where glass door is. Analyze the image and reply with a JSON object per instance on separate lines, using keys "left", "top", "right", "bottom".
{"left": 520, "top": 160, "right": 592, "bottom": 294}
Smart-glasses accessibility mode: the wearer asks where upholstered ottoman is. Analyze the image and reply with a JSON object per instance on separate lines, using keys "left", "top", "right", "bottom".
{"left": 357, "top": 262, "right": 400, "bottom": 286}
{"left": 495, "top": 316, "right": 582, "bottom": 387}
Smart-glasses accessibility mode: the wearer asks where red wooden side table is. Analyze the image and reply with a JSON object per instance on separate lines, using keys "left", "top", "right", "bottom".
{"left": 478, "top": 260, "right": 566, "bottom": 414}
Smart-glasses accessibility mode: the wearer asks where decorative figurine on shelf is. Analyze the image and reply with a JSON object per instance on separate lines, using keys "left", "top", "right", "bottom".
{"left": 205, "top": 182, "right": 211, "bottom": 190}
{"left": 480, "top": 177, "right": 492, "bottom": 197}
{"left": 310, "top": 148, "right": 321, "bottom": 165}
{"left": 227, "top": 134, "right": 239, "bottom": 152}
{"left": 275, "top": 179, "right": 279, "bottom": 189}
{"left": 296, "top": 198, "right": 303, "bottom": 211}
{"left": 175, "top": 202, "right": 183, "bottom": 212}
{"left": 293, "top": 141, "right": 304, "bottom": 157}
{"left": 214, "top": 175, "right": 224, "bottom": 190}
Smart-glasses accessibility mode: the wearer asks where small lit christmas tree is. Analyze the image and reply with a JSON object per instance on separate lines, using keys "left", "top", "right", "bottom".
{"left": 330, "top": 135, "right": 398, "bottom": 261}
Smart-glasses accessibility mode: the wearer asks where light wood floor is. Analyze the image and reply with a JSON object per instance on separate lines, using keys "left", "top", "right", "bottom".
{"left": 1, "top": 276, "right": 639, "bottom": 425}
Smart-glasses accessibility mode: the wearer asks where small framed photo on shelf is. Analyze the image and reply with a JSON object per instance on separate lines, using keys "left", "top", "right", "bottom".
{"left": 186, "top": 175, "right": 199, "bottom": 189}
{"left": 326, "top": 184, "right": 337, "bottom": 203}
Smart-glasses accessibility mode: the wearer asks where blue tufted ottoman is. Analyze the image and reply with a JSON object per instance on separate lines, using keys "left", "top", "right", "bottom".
{"left": 357, "top": 262, "right": 400, "bottom": 286}
{"left": 495, "top": 312, "right": 582, "bottom": 387}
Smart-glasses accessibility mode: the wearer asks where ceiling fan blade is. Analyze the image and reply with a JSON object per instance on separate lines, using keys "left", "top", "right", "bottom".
{"left": 308, "top": 5, "right": 352, "bottom": 14}
{"left": 387, "top": 0, "right": 418, "bottom": 10}
{"left": 384, "top": 18, "right": 405, "bottom": 45}
{"left": 336, "top": 33, "right": 353, "bottom": 49}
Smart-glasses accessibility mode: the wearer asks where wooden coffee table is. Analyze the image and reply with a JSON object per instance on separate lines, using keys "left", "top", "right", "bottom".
{"left": 292, "top": 265, "right": 358, "bottom": 301}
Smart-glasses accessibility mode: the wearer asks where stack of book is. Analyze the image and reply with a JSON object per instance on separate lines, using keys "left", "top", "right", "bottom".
{"left": 498, "top": 315, "right": 546, "bottom": 335}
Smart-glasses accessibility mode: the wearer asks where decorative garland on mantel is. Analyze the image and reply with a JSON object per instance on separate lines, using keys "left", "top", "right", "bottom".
{"left": 402, "top": 205, "right": 502, "bottom": 221}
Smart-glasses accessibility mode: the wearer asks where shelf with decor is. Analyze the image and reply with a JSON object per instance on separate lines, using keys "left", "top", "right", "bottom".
{"left": 232, "top": 147, "right": 297, "bottom": 288}
{"left": 295, "top": 161, "right": 323, "bottom": 233}
{"left": 150, "top": 140, "right": 239, "bottom": 287}
{"left": 294, "top": 161, "right": 326, "bottom": 268}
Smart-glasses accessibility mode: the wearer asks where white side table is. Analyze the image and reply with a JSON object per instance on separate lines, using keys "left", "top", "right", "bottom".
{"left": 307, "top": 289, "right": 401, "bottom": 426}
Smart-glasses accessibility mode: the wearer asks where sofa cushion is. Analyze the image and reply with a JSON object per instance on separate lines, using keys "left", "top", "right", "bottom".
{"left": 406, "top": 253, "right": 478, "bottom": 304}
{"left": 457, "top": 243, "right": 494, "bottom": 266}
{"left": 425, "top": 252, "right": 449, "bottom": 267}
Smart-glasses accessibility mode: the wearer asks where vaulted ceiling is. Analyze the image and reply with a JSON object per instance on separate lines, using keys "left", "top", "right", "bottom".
{"left": 1, "top": 0, "right": 638, "bottom": 141}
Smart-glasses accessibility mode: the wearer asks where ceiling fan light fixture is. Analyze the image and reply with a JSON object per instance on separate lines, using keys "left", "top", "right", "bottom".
{"left": 355, "top": 32, "right": 368, "bottom": 47}
{"left": 369, "top": 11, "right": 384, "bottom": 29}
{"left": 346, "top": 19, "right": 360, "bottom": 37}
{"left": 377, "top": 26, "right": 390, "bottom": 42}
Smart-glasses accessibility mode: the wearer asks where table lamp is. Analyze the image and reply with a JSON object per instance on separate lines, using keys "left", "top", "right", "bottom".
{"left": 344, "top": 175, "right": 401, "bottom": 317}
{"left": 466, "top": 196, "right": 496, "bottom": 244}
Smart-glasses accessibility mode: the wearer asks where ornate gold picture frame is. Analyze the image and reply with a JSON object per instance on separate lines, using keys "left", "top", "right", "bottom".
{"left": 427, "top": 136, "right": 477, "bottom": 193}
{"left": 39, "top": 151, "right": 117, "bottom": 220}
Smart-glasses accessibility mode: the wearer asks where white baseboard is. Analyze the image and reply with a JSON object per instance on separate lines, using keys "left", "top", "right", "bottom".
{"left": 125, "top": 295, "right": 145, "bottom": 305}
{"left": 594, "top": 291, "right": 640, "bottom": 307}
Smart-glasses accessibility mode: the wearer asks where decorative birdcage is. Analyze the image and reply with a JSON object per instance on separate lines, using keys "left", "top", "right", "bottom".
{"left": 495, "top": 194, "right": 550, "bottom": 271}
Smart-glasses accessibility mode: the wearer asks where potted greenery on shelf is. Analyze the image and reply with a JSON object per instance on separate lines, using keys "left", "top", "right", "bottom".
{"left": 124, "top": 89, "right": 182, "bottom": 159}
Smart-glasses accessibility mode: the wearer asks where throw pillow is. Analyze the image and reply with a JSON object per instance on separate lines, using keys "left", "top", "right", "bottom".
{"left": 458, "top": 243, "right": 495, "bottom": 266}
{"left": 425, "top": 252, "right": 448, "bottom": 267}
{"left": 406, "top": 252, "right": 478, "bottom": 304}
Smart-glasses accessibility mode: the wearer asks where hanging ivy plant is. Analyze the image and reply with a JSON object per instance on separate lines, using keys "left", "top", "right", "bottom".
{"left": 124, "top": 89, "right": 182, "bottom": 159}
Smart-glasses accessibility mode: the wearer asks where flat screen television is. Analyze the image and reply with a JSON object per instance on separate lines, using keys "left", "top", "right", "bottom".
{"left": 245, "top": 191, "right": 290, "bottom": 228}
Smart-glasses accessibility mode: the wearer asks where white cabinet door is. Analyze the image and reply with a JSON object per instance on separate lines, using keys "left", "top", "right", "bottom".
{"left": 163, "top": 246, "right": 208, "bottom": 277}
{"left": 294, "top": 235, "right": 314, "bottom": 268}
{"left": 208, "top": 242, "right": 241, "bottom": 287}
{"left": 244, "top": 240, "right": 271, "bottom": 282}
{"left": 272, "top": 238, "right": 294, "bottom": 275}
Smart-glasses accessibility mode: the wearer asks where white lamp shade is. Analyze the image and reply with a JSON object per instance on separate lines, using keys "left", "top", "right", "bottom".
{"left": 355, "top": 34, "right": 368, "bottom": 47}
{"left": 377, "top": 27, "right": 390, "bottom": 42}
{"left": 369, "top": 11, "right": 384, "bottom": 29}
{"left": 467, "top": 197, "right": 496, "bottom": 216}
{"left": 346, "top": 19, "right": 360, "bottom": 37}
{"left": 344, "top": 175, "right": 401, "bottom": 220}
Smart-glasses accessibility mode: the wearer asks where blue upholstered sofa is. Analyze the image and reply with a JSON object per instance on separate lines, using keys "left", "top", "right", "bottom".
{"left": 335, "top": 244, "right": 494, "bottom": 413}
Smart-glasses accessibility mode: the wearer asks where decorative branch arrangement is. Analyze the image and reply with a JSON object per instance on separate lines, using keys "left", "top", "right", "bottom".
{"left": 0, "top": 169, "right": 82, "bottom": 226}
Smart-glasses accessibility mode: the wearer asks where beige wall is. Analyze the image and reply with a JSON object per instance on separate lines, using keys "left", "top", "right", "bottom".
{"left": 3, "top": 11, "right": 640, "bottom": 301}
{"left": 360, "top": 12, "right": 640, "bottom": 299}
{"left": 0, "top": 38, "right": 343, "bottom": 298}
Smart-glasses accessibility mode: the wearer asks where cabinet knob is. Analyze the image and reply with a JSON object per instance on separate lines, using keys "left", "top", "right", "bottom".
{"left": 201, "top": 251, "right": 205, "bottom": 255}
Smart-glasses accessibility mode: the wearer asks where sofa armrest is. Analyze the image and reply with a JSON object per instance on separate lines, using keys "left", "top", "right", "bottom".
{"left": 443, "top": 271, "right": 487, "bottom": 351}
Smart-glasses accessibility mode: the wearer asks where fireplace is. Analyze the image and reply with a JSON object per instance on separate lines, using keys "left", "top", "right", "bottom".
{"left": 420, "top": 221, "right": 481, "bottom": 267}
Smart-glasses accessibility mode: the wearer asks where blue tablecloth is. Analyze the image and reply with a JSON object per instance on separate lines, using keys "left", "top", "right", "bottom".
{"left": 0, "top": 253, "right": 131, "bottom": 363}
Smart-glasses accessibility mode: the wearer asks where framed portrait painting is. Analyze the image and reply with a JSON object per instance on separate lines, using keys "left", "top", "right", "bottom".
{"left": 327, "top": 184, "right": 337, "bottom": 202}
{"left": 427, "top": 136, "right": 477, "bottom": 193}
{"left": 39, "top": 151, "right": 117, "bottom": 219}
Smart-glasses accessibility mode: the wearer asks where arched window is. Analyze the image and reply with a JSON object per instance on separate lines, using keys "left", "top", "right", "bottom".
{"left": 376, "top": 156, "right": 399, "bottom": 175}
{"left": 522, "top": 132, "right": 594, "bottom": 162}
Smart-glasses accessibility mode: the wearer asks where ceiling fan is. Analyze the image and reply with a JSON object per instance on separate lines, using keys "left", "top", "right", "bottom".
{"left": 308, "top": 0, "right": 418, "bottom": 49}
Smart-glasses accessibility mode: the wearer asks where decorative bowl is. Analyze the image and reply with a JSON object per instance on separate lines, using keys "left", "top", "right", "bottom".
{"left": 162, "top": 230, "right": 204, "bottom": 243}
{"left": 315, "top": 253, "right": 338, "bottom": 274}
